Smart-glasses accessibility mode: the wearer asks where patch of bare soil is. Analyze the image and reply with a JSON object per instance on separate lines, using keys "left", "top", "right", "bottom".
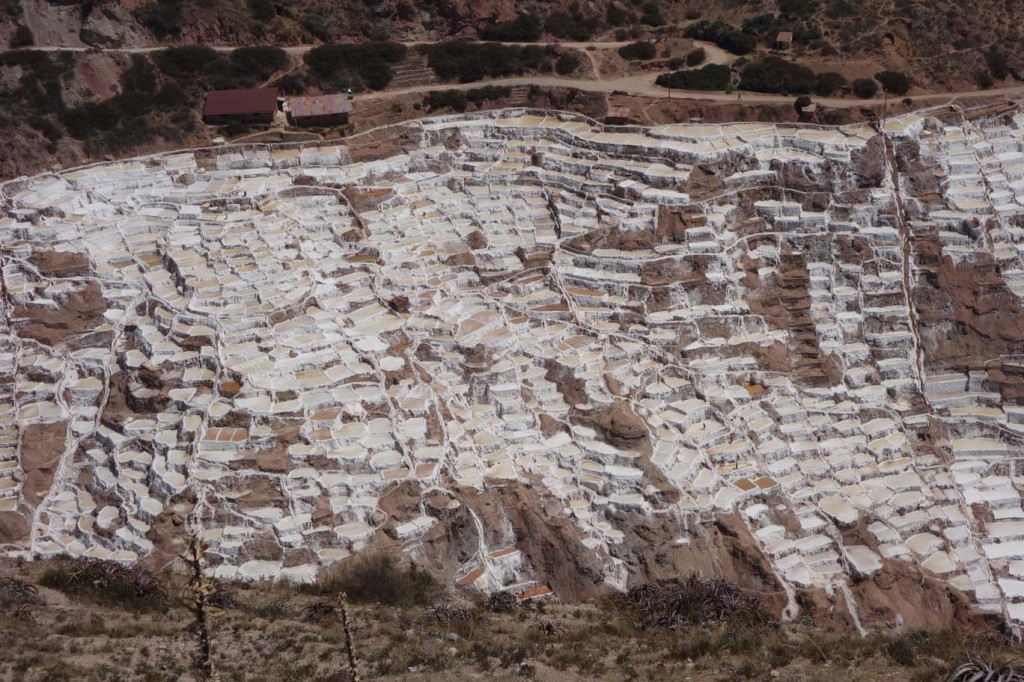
{"left": 13, "top": 281, "right": 107, "bottom": 347}
{"left": 851, "top": 560, "right": 990, "bottom": 633}
{"left": 15, "top": 421, "right": 68, "bottom": 531}
{"left": 913, "top": 237, "right": 1024, "bottom": 372}
{"left": 465, "top": 482, "right": 607, "bottom": 602}
{"left": 27, "top": 250, "right": 92, "bottom": 278}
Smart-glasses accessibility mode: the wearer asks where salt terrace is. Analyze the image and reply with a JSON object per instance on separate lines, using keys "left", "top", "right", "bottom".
{"left": 4, "top": 106, "right": 1024, "bottom": 623}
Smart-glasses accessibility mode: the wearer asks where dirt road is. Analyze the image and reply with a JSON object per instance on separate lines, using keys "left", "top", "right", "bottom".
{"left": 8, "top": 40, "right": 1024, "bottom": 110}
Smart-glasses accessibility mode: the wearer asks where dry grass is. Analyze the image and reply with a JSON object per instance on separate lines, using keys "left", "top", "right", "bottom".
{"left": 0, "top": 557, "right": 1020, "bottom": 681}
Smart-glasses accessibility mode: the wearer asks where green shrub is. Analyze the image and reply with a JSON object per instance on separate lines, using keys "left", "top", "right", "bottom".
{"left": 155, "top": 45, "right": 220, "bottom": 79}
{"left": 220, "top": 120, "right": 250, "bottom": 137}
{"left": 875, "top": 70, "right": 910, "bottom": 95}
{"left": 739, "top": 56, "right": 815, "bottom": 93}
{"left": 656, "top": 63, "right": 731, "bottom": 90}
{"left": 231, "top": 46, "right": 288, "bottom": 81}
{"left": 11, "top": 24, "right": 33, "bottom": 47}
{"left": 778, "top": 0, "right": 818, "bottom": 18}
{"left": 304, "top": 42, "right": 407, "bottom": 91}
{"left": 311, "top": 552, "right": 442, "bottom": 606}
{"left": 986, "top": 47, "right": 1010, "bottom": 80}
{"left": 556, "top": 52, "right": 582, "bottom": 75}
{"left": 813, "top": 70, "right": 847, "bottom": 96}
{"left": 153, "top": 82, "right": 189, "bottom": 109}
{"left": 686, "top": 47, "right": 706, "bottom": 66}
{"left": 481, "top": 13, "right": 542, "bottom": 41}
{"left": 248, "top": 0, "right": 274, "bottom": 22}
{"left": 301, "top": 12, "right": 331, "bottom": 41}
{"left": 273, "top": 72, "right": 306, "bottom": 95}
{"left": 641, "top": 1, "right": 664, "bottom": 26}
{"left": 467, "top": 84, "right": 512, "bottom": 106}
{"left": 974, "top": 70, "right": 995, "bottom": 89}
{"left": 852, "top": 77, "right": 878, "bottom": 98}
{"left": 618, "top": 41, "right": 657, "bottom": 60}
{"left": 424, "top": 89, "right": 468, "bottom": 112}
{"left": 687, "top": 20, "right": 757, "bottom": 55}
{"left": 134, "top": 0, "right": 185, "bottom": 38}
{"left": 606, "top": 3, "right": 631, "bottom": 25}
{"left": 546, "top": 9, "right": 601, "bottom": 41}
{"left": 424, "top": 41, "right": 554, "bottom": 83}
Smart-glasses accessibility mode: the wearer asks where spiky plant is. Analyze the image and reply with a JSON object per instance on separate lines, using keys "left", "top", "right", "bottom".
{"left": 946, "top": 657, "right": 1024, "bottom": 682}
{"left": 182, "top": 536, "right": 220, "bottom": 681}
{"left": 338, "top": 592, "right": 359, "bottom": 682}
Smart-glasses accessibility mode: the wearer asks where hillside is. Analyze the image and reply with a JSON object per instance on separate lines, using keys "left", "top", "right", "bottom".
{"left": 1, "top": 0, "right": 1024, "bottom": 177}
{"left": 0, "top": 556, "right": 1017, "bottom": 681}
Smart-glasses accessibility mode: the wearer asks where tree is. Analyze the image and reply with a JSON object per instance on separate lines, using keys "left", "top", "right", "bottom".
{"left": 874, "top": 70, "right": 910, "bottom": 95}
{"left": 852, "top": 78, "right": 879, "bottom": 98}
{"left": 618, "top": 41, "right": 657, "bottom": 60}
{"left": 11, "top": 25, "right": 33, "bottom": 48}
{"left": 248, "top": 0, "right": 275, "bottom": 23}
{"left": 686, "top": 47, "right": 706, "bottom": 66}
{"left": 656, "top": 64, "right": 731, "bottom": 91}
{"left": 813, "top": 71, "right": 847, "bottom": 96}
{"left": 739, "top": 56, "right": 815, "bottom": 94}
{"left": 794, "top": 95, "right": 812, "bottom": 113}
{"left": 986, "top": 47, "right": 1010, "bottom": 80}
{"left": 556, "top": 52, "right": 582, "bottom": 75}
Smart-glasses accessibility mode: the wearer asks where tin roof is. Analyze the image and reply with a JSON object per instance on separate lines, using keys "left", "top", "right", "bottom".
{"left": 289, "top": 93, "right": 353, "bottom": 118}
{"left": 204, "top": 88, "right": 279, "bottom": 117}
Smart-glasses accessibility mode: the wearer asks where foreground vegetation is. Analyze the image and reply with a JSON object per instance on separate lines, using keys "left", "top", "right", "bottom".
{"left": 1, "top": 554, "right": 1021, "bottom": 681}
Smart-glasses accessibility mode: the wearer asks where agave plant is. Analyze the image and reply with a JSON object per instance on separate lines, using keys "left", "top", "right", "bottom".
{"left": 0, "top": 577, "right": 41, "bottom": 620}
{"left": 625, "top": 574, "right": 775, "bottom": 631}
{"left": 423, "top": 602, "right": 476, "bottom": 627}
{"left": 947, "top": 656, "right": 1024, "bottom": 682}
{"left": 302, "top": 600, "right": 341, "bottom": 624}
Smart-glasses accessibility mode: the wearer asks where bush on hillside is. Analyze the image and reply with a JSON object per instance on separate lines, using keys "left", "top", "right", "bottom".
{"left": 618, "top": 41, "right": 657, "bottom": 60}
{"left": 154, "top": 45, "right": 220, "bottom": 79}
{"left": 686, "top": 47, "right": 706, "bottom": 66}
{"left": 248, "top": 0, "right": 274, "bottom": 22}
{"left": 304, "top": 42, "right": 407, "bottom": 91}
{"left": 134, "top": 0, "right": 185, "bottom": 38}
{"left": 656, "top": 64, "right": 731, "bottom": 91}
{"left": 606, "top": 2, "right": 631, "bottom": 26}
{"left": 778, "top": 0, "right": 818, "bottom": 19}
{"left": 852, "top": 77, "right": 879, "bottom": 98}
{"left": 11, "top": 24, "right": 33, "bottom": 47}
{"left": 480, "top": 13, "right": 542, "bottom": 41}
{"left": 424, "top": 89, "right": 468, "bottom": 112}
{"left": 546, "top": 9, "right": 602, "bottom": 41}
{"left": 40, "top": 557, "right": 169, "bottom": 611}
{"left": 467, "top": 85, "right": 512, "bottom": 106}
{"left": 687, "top": 20, "right": 757, "bottom": 55}
{"left": 556, "top": 52, "right": 582, "bottom": 75}
{"left": 424, "top": 42, "right": 555, "bottom": 83}
{"left": 986, "top": 47, "right": 1010, "bottom": 80}
{"left": 739, "top": 56, "right": 815, "bottom": 94}
{"left": 640, "top": 1, "right": 664, "bottom": 26}
{"left": 813, "top": 71, "right": 847, "bottom": 96}
{"left": 874, "top": 70, "right": 910, "bottom": 95}
{"left": 310, "top": 552, "right": 442, "bottom": 606}
{"left": 230, "top": 46, "right": 288, "bottom": 82}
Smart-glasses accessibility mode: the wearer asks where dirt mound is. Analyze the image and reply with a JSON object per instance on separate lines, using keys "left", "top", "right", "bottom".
{"left": 593, "top": 400, "right": 649, "bottom": 444}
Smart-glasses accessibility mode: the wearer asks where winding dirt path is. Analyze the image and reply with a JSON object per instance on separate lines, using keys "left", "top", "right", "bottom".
{"left": 7, "top": 40, "right": 1024, "bottom": 110}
